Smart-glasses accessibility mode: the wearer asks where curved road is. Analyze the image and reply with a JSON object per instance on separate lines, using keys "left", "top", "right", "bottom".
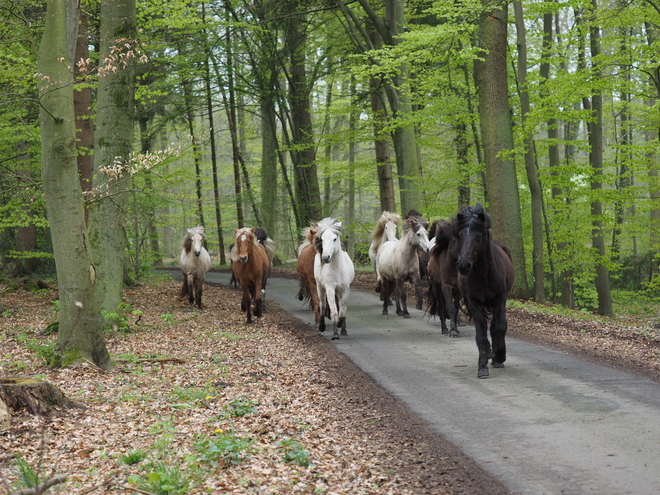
{"left": 198, "top": 271, "right": 660, "bottom": 495}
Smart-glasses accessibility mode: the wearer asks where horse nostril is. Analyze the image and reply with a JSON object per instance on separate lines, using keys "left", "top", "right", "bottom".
{"left": 457, "top": 261, "right": 471, "bottom": 275}
{"left": 239, "top": 255, "right": 248, "bottom": 263}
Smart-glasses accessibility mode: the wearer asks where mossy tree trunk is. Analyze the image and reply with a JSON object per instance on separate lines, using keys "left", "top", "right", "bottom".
{"left": 37, "top": 0, "right": 113, "bottom": 370}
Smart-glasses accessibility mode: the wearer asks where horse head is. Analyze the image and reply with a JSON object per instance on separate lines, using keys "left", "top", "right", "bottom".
{"left": 403, "top": 217, "right": 430, "bottom": 254}
{"left": 455, "top": 204, "right": 491, "bottom": 275}
{"left": 315, "top": 217, "right": 342, "bottom": 264}
{"left": 185, "top": 226, "right": 206, "bottom": 257}
{"left": 233, "top": 227, "right": 256, "bottom": 264}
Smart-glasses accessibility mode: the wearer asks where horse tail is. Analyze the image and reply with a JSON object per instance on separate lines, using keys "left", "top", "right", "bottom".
{"left": 297, "top": 279, "right": 312, "bottom": 306}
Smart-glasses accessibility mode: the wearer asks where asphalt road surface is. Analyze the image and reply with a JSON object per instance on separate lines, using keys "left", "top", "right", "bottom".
{"left": 193, "top": 270, "right": 660, "bottom": 495}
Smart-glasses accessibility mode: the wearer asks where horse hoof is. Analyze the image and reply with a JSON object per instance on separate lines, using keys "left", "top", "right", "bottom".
{"left": 382, "top": 310, "right": 388, "bottom": 316}
{"left": 416, "top": 301, "right": 423, "bottom": 310}
{"left": 492, "top": 362, "right": 505, "bottom": 369}
{"left": 449, "top": 330, "right": 461, "bottom": 338}
{"left": 340, "top": 329, "right": 347, "bottom": 336}
{"left": 403, "top": 313, "right": 410, "bottom": 319}
{"left": 331, "top": 333, "right": 340, "bottom": 340}
{"left": 441, "top": 329, "right": 449, "bottom": 335}
{"left": 478, "top": 368, "right": 489, "bottom": 378}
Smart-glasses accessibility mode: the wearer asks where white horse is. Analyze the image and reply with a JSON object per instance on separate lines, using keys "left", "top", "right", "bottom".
{"left": 376, "top": 216, "right": 430, "bottom": 318}
{"left": 369, "top": 211, "right": 400, "bottom": 301}
{"left": 180, "top": 226, "right": 212, "bottom": 308}
{"left": 313, "top": 217, "right": 355, "bottom": 340}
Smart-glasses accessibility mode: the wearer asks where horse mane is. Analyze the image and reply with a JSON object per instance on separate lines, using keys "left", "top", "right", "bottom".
{"left": 298, "top": 224, "right": 319, "bottom": 256}
{"left": 182, "top": 226, "right": 207, "bottom": 253}
{"left": 454, "top": 203, "right": 491, "bottom": 236}
{"left": 314, "top": 217, "right": 342, "bottom": 253}
{"left": 429, "top": 218, "right": 453, "bottom": 257}
{"left": 402, "top": 216, "right": 426, "bottom": 236}
{"left": 371, "top": 211, "right": 400, "bottom": 253}
{"left": 405, "top": 210, "right": 429, "bottom": 229}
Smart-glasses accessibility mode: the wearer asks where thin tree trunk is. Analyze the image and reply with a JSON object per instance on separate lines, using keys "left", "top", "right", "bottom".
{"left": 514, "top": 1, "right": 545, "bottom": 303}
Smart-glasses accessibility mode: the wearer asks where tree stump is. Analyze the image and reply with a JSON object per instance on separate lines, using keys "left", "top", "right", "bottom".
{"left": 0, "top": 378, "right": 82, "bottom": 427}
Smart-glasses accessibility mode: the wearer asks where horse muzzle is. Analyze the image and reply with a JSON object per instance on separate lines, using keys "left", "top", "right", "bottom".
{"left": 194, "top": 250, "right": 201, "bottom": 257}
{"left": 457, "top": 260, "right": 472, "bottom": 275}
{"left": 321, "top": 255, "right": 331, "bottom": 264}
{"left": 239, "top": 255, "right": 248, "bottom": 263}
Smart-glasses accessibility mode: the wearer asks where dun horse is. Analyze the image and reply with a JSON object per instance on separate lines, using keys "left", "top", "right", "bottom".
{"left": 426, "top": 218, "right": 462, "bottom": 336}
{"left": 313, "top": 218, "right": 355, "bottom": 340}
{"left": 296, "top": 224, "right": 323, "bottom": 328}
{"left": 231, "top": 227, "right": 271, "bottom": 324}
{"left": 454, "top": 204, "right": 515, "bottom": 378}
{"left": 180, "top": 226, "right": 212, "bottom": 308}
{"left": 375, "top": 216, "right": 430, "bottom": 318}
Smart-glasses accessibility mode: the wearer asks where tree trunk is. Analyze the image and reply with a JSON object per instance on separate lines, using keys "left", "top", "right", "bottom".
{"left": 74, "top": 11, "right": 94, "bottom": 225}
{"left": 586, "top": 0, "right": 612, "bottom": 316}
{"left": 514, "top": 1, "right": 545, "bottom": 303}
{"left": 473, "top": 1, "right": 529, "bottom": 299}
{"left": 286, "top": 5, "right": 322, "bottom": 227}
{"left": 89, "top": 0, "right": 137, "bottom": 315}
{"left": 38, "top": 0, "right": 112, "bottom": 370}
{"left": 384, "top": 0, "right": 422, "bottom": 214}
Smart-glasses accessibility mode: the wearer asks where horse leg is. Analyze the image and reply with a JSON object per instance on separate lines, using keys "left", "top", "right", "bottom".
{"left": 243, "top": 287, "right": 253, "bottom": 324}
{"left": 195, "top": 277, "right": 203, "bottom": 309}
{"left": 337, "top": 291, "right": 349, "bottom": 337}
{"left": 472, "top": 306, "right": 492, "bottom": 378}
{"left": 396, "top": 280, "right": 409, "bottom": 318}
{"left": 412, "top": 273, "right": 423, "bottom": 310}
{"left": 381, "top": 279, "right": 392, "bottom": 316}
{"left": 443, "top": 284, "right": 460, "bottom": 337}
{"left": 430, "top": 281, "right": 448, "bottom": 334}
{"left": 317, "top": 286, "right": 327, "bottom": 332}
{"left": 490, "top": 302, "right": 508, "bottom": 368}
{"left": 180, "top": 278, "right": 189, "bottom": 301}
{"left": 325, "top": 287, "right": 340, "bottom": 340}
{"left": 254, "top": 281, "right": 263, "bottom": 318}
{"left": 187, "top": 274, "right": 195, "bottom": 304}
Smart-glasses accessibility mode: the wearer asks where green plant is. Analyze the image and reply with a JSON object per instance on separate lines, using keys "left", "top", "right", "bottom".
{"left": 12, "top": 456, "right": 38, "bottom": 489}
{"left": 193, "top": 431, "right": 253, "bottom": 467}
{"left": 23, "top": 339, "right": 55, "bottom": 367}
{"left": 121, "top": 449, "right": 148, "bottom": 466}
{"left": 276, "top": 437, "right": 312, "bottom": 466}
{"left": 224, "top": 397, "right": 258, "bottom": 417}
{"left": 127, "top": 461, "right": 190, "bottom": 495}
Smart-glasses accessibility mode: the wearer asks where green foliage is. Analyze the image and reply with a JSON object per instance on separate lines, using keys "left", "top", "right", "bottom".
{"left": 121, "top": 449, "right": 149, "bottom": 466}
{"left": 193, "top": 431, "right": 254, "bottom": 467}
{"left": 127, "top": 462, "right": 190, "bottom": 495}
{"left": 224, "top": 397, "right": 258, "bottom": 417}
{"left": 12, "top": 456, "right": 39, "bottom": 489}
{"left": 101, "top": 302, "right": 142, "bottom": 333}
{"left": 276, "top": 437, "right": 312, "bottom": 467}
{"left": 24, "top": 340, "right": 55, "bottom": 367}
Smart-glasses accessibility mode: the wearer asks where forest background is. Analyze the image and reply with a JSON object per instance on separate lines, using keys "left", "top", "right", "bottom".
{"left": 2, "top": 0, "right": 660, "bottom": 368}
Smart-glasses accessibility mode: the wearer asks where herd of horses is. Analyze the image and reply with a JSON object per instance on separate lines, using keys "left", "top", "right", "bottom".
{"left": 178, "top": 204, "right": 515, "bottom": 378}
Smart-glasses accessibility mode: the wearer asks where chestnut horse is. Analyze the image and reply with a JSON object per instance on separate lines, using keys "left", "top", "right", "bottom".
{"left": 296, "top": 224, "right": 324, "bottom": 328}
{"left": 426, "top": 218, "right": 461, "bottom": 336}
{"left": 180, "top": 226, "right": 212, "bottom": 308}
{"left": 454, "top": 204, "right": 515, "bottom": 378}
{"left": 231, "top": 227, "right": 271, "bottom": 323}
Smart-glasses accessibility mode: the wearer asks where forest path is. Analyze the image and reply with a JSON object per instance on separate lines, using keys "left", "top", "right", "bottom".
{"left": 191, "top": 270, "right": 660, "bottom": 495}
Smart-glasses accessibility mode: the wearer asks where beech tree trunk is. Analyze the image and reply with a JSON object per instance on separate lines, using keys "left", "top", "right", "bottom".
{"left": 37, "top": 0, "right": 112, "bottom": 369}
{"left": 473, "top": 1, "right": 529, "bottom": 299}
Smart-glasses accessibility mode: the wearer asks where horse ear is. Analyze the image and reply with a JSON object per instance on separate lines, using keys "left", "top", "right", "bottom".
{"left": 234, "top": 228, "right": 238, "bottom": 233}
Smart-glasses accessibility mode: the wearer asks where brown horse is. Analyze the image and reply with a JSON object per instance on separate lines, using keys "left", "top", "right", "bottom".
{"left": 454, "top": 204, "right": 515, "bottom": 378}
{"left": 231, "top": 227, "right": 271, "bottom": 323}
{"left": 426, "top": 218, "right": 462, "bottom": 336}
{"left": 296, "top": 224, "right": 323, "bottom": 328}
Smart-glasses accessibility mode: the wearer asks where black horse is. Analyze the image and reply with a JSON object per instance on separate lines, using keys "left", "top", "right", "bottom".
{"left": 426, "top": 218, "right": 462, "bottom": 337}
{"left": 454, "top": 204, "right": 515, "bottom": 378}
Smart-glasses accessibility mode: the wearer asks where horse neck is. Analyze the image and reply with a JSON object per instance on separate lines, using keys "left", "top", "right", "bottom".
{"left": 399, "top": 230, "right": 420, "bottom": 256}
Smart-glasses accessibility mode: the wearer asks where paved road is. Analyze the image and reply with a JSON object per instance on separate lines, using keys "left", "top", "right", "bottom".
{"left": 194, "top": 271, "right": 660, "bottom": 495}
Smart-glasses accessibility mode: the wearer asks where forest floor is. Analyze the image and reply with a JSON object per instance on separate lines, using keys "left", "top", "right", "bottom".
{"left": 0, "top": 268, "right": 659, "bottom": 495}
